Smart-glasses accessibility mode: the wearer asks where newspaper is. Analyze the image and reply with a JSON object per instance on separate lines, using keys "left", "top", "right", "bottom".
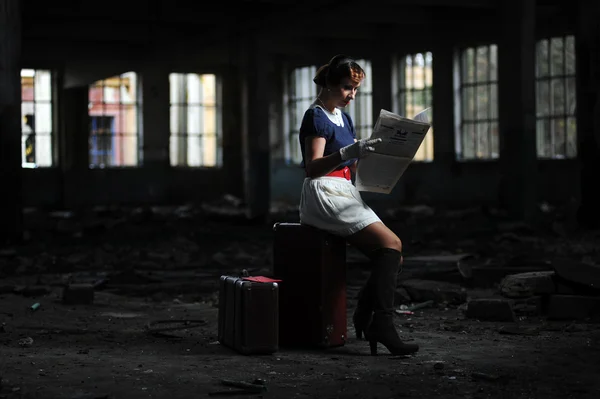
{"left": 355, "top": 108, "right": 431, "bottom": 194}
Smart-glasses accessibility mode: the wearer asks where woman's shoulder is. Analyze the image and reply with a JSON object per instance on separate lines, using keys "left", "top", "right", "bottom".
{"left": 304, "top": 104, "right": 328, "bottom": 120}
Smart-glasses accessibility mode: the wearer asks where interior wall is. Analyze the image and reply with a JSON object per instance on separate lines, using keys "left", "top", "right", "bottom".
{"left": 18, "top": 3, "right": 582, "bottom": 211}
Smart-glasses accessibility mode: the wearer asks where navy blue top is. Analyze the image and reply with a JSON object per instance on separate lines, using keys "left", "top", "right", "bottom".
{"left": 298, "top": 106, "right": 357, "bottom": 168}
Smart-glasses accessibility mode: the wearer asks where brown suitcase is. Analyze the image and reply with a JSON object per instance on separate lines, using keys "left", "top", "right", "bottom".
{"left": 272, "top": 222, "right": 347, "bottom": 348}
{"left": 218, "top": 275, "right": 279, "bottom": 355}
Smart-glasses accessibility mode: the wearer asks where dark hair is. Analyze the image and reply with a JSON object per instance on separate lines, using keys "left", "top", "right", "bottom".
{"left": 313, "top": 54, "right": 365, "bottom": 87}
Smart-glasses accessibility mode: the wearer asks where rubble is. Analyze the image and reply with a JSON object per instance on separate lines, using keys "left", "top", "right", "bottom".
{"left": 400, "top": 279, "right": 467, "bottom": 305}
{"left": 499, "top": 271, "right": 556, "bottom": 298}
{"left": 552, "top": 258, "right": 600, "bottom": 291}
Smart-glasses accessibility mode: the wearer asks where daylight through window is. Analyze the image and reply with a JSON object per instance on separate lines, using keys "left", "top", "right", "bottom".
{"left": 395, "top": 52, "right": 434, "bottom": 161}
{"left": 536, "top": 35, "right": 576, "bottom": 159}
{"left": 343, "top": 59, "right": 373, "bottom": 141}
{"left": 88, "top": 72, "right": 140, "bottom": 168}
{"left": 286, "top": 66, "right": 317, "bottom": 164}
{"left": 21, "top": 69, "right": 53, "bottom": 168}
{"left": 169, "top": 73, "right": 222, "bottom": 167}
{"left": 456, "top": 45, "right": 499, "bottom": 160}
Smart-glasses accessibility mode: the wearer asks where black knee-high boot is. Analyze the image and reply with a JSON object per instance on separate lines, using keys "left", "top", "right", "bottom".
{"left": 365, "top": 248, "right": 419, "bottom": 356}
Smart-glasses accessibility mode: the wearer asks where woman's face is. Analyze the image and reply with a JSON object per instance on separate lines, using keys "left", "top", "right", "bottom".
{"left": 331, "top": 76, "right": 361, "bottom": 108}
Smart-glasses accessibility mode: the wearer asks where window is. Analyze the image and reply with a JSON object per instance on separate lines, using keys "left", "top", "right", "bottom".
{"left": 21, "top": 69, "right": 53, "bottom": 168}
{"left": 455, "top": 45, "right": 499, "bottom": 160}
{"left": 394, "top": 52, "right": 434, "bottom": 161}
{"left": 285, "top": 66, "right": 317, "bottom": 164}
{"left": 88, "top": 72, "right": 140, "bottom": 168}
{"left": 536, "top": 35, "right": 576, "bottom": 159}
{"left": 344, "top": 59, "right": 373, "bottom": 140}
{"left": 169, "top": 73, "right": 222, "bottom": 167}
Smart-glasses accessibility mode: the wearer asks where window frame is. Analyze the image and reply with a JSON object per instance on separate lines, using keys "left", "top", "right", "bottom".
{"left": 168, "top": 72, "right": 223, "bottom": 168}
{"left": 88, "top": 72, "right": 142, "bottom": 168}
{"left": 454, "top": 44, "right": 499, "bottom": 161}
{"left": 393, "top": 51, "right": 434, "bottom": 162}
{"left": 535, "top": 34, "right": 577, "bottom": 159}
{"left": 20, "top": 68, "right": 56, "bottom": 168}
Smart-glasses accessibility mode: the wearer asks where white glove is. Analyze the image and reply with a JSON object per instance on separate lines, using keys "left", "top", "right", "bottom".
{"left": 339, "top": 138, "right": 383, "bottom": 161}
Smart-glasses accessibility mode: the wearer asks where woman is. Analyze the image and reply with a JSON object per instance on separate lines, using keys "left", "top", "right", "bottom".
{"left": 298, "top": 54, "right": 419, "bottom": 356}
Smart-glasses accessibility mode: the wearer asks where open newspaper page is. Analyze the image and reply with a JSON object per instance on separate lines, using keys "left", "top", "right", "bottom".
{"left": 355, "top": 109, "right": 431, "bottom": 194}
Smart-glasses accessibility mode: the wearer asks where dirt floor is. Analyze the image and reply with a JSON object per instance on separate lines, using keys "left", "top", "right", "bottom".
{"left": 1, "top": 201, "right": 600, "bottom": 399}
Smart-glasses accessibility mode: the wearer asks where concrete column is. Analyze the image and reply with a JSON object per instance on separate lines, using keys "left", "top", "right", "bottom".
{"left": 498, "top": 0, "right": 537, "bottom": 220}
{"left": 240, "top": 36, "right": 271, "bottom": 221}
{"left": 221, "top": 66, "right": 244, "bottom": 198}
{"left": 139, "top": 66, "right": 170, "bottom": 202}
{"left": 0, "top": 0, "right": 22, "bottom": 243}
{"left": 432, "top": 42, "right": 456, "bottom": 165}
{"left": 371, "top": 54, "right": 393, "bottom": 122}
{"left": 59, "top": 86, "right": 90, "bottom": 209}
{"left": 141, "top": 66, "right": 170, "bottom": 169}
{"left": 576, "top": 1, "right": 600, "bottom": 228}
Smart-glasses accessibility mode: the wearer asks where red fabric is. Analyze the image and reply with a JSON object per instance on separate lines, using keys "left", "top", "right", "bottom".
{"left": 325, "top": 166, "right": 351, "bottom": 181}
{"left": 242, "top": 276, "right": 282, "bottom": 283}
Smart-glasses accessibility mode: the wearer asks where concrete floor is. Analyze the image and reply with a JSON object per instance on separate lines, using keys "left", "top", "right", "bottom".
{"left": 1, "top": 204, "right": 599, "bottom": 399}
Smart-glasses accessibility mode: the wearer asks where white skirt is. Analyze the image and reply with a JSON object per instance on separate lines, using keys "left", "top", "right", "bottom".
{"left": 299, "top": 176, "right": 381, "bottom": 237}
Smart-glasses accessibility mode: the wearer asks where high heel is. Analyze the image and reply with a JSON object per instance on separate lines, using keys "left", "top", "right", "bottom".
{"left": 367, "top": 319, "right": 419, "bottom": 356}
{"left": 369, "top": 339, "right": 378, "bottom": 355}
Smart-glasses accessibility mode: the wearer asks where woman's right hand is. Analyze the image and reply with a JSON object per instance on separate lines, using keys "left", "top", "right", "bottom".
{"left": 339, "top": 137, "right": 383, "bottom": 161}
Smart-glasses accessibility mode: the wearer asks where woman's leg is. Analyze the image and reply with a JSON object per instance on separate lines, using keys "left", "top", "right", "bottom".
{"left": 345, "top": 221, "right": 401, "bottom": 339}
{"left": 345, "top": 221, "right": 402, "bottom": 255}
{"left": 345, "top": 221, "right": 418, "bottom": 355}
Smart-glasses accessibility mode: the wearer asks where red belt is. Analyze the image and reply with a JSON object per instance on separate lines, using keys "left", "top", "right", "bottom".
{"left": 325, "top": 166, "right": 351, "bottom": 181}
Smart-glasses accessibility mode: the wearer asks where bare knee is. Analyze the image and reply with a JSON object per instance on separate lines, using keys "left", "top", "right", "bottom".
{"left": 387, "top": 237, "right": 402, "bottom": 253}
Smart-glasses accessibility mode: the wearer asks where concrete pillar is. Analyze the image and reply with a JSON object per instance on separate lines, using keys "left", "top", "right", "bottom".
{"left": 141, "top": 66, "right": 170, "bottom": 170}
{"left": 59, "top": 86, "right": 90, "bottom": 209}
{"left": 0, "top": 0, "right": 22, "bottom": 243}
{"left": 139, "top": 66, "right": 170, "bottom": 201}
{"left": 576, "top": 1, "right": 600, "bottom": 228}
{"left": 221, "top": 66, "right": 244, "bottom": 199}
{"left": 371, "top": 54, "right": 393, "bottom": 122}
{"left": 240, "top": 36, "right": 271, "bottom": 221}
{"left": 498, "top": 0, "right": 537, "bottom": 220}
{"left": 432, "top": 42, "right": 456, "bottom": 166}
